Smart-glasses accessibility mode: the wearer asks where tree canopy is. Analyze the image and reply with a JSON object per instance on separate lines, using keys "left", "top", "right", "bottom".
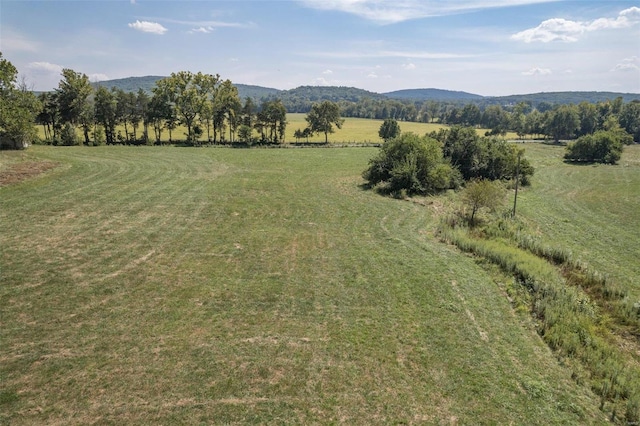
{"left": 564, "top": 130, "right": 623, "bottom": 164}
{"left": 363, "top": 132, "right": 461, "bottom": 195}
{"left": 305, "top": 101, "right": 344, "bottom": 143}
{"left": 0, "top": 53, "right": 40, "bottom": 149}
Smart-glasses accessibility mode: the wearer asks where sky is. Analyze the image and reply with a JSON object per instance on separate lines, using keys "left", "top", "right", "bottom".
{"left": 1, "top": 0, "right": 639, "bottom": 96}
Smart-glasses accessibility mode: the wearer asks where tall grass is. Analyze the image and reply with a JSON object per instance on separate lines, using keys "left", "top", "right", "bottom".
{"left": 438, "top": 217, "right": 640, "bottom": 422}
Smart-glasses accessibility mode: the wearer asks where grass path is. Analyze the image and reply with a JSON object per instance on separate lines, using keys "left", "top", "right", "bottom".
{"left": 1, "top": 146, "right": 603, "bottom": 424}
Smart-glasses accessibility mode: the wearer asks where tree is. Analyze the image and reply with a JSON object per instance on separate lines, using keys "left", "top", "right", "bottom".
{"left": 363, "top": 132, "right": 461, "bottom": 195}
{"left": 619, "top": 100, "right": 640, "bottom": 143}
{"left": 56, "top": 68, "right": 92, "bottom": 143}
{"left": 94, "top": 86, "right": 118, "bottom": 144}
{"left": 461, "top": 179, "right": 506, "bottom": 224}
{"left": 257, "top": 100, "right": 287, "bottom": 143}
{"left": 305, "top": 100, "right": 344, "bottom": 143}
{"left": 36, "top": 92, "right": 59, "bottom": 143}
{"left": 564, "top": 130, "right": 623, "bottom": 164}
{"left": 0, "top": 53, "right": 40, "bottom": 149}
{"left": 378, "top": 118, "right": 400, "bottom": 142}
{"left": 545, "top": 104, "right": 579, "bottom": 142}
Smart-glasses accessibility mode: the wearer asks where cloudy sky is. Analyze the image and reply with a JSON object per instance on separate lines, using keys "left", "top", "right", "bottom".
{"left": 1, "top": 0, "right": 639, "bottom": 95}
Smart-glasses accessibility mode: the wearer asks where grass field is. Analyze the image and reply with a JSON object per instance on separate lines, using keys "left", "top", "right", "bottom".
{"left": 517, "top": 143, "right": 640, "bottom": 300}
{"left": 35, "top": 114, "right": 516, "bottom": 145}
{"left": 4, "top": 142, "right": 637, "bottom": 424}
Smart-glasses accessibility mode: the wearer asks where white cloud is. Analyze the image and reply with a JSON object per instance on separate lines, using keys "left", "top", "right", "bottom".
{"left": 522, "top": 67, "right": 552, "bottom": 76}
{"left": 512, "top": 7, "right": 640, "bottom": 43}
{"left": 128, "top": 20, "right": 168, "bottom": 35}
{"left": 28, "top": 61, "right": 64, "bottom": 73}
{"left": 155, "top": 18, "right": 252, "bottom": 29}
{"left": 313, "top": 77, "right": 330, "bottom": 86}
{"left": 402, "top": 62, "right": 416, "bottom": 70}
{"left": 367, "top": 71, "right": 378, "bottom": 79}
{"left": 323, "top": 69, "right": 333, "bottom": 74}
{"left": 611, "top": 56, "right": 640, "bottom": 72}
{"left": 191, "top": 26, "right": 214, "bottom": 34}
{"left": 88, "top": 73, "right": 109, "bottom": 82}
{"left": 299, "top": 0, "right": 554, "bottom": 24}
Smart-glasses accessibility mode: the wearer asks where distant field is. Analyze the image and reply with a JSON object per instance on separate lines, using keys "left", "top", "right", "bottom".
{"left": 35, "top": 114, "right": 517, "bottom": 144}
{"left": 0, "top": 145, "right": 609, "bottom": 424}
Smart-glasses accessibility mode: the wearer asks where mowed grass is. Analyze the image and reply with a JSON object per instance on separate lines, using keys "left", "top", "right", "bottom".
{"left": 517, "top": 143, "right": 640, "bottom": 300}
{"left": 1, "top": 146, "right": 604, "bottom": 424}
{"left": 285, "top": 113, "right": 448, "bottom": 143}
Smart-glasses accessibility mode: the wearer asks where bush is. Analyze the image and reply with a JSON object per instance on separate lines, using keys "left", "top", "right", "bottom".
{"left": 363, "top": 132, "right": 461, "bottom": 195}
{"left": 564, "top": 130, "right": 623, "bottom": 164}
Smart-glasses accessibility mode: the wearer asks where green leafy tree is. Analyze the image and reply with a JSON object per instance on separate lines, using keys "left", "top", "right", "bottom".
{"left": 0, "top": 53, "right": 40, "bottom": 149}
{"left": 36, "top": 92, "right": 59, "bottom": 142}
{"left": 305, "top": 100, "right": 344, "bottom": 143}
{"left": 545, "top": 104, "right": 580, "bottom": 142}
{"left": 363, "top": 132, "right": 461, "bottom": 195}
{"left": 94, "top": 86, "right": 118, "bottom": 144}
{"left": 257, "top": 100, "right": 287, "bottom": 143}
{"left": 378, "top": 118, "right": 400, "bottom": 142}
{"left": 564, "top": 130, "right": 623, "bottom": 164}
{"left": 461, "top": 179, "right": 506, "bottom": 224}
{"left": 56, "top": 68, "right": 92, "bottom": 142}
{"left": 618, "top": 100, "right": 640, "bottom": 143}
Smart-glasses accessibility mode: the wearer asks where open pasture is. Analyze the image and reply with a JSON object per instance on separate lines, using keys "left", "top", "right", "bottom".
{"left": 517, "top": 143, "right": 640, "bottom": 300}
{"left": 0, "top": 144, "right": 619, "bottom": 424}
{"left": 35, "top": 114, "right": 515, "bottom": 145}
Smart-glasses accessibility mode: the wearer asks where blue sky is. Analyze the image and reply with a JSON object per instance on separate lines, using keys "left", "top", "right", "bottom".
{"left": 1, "top": 0, "right": 639, "bottom": 95}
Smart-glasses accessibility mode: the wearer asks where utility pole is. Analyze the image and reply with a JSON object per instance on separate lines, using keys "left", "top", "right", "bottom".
{"left": 512, "top": 150, "right": 521, "bottom": 217}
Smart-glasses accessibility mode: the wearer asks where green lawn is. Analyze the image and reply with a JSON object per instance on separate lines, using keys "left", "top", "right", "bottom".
{"left": 517, "top": 143, "right": 640, "bottom": 300}
{"left": 0, "top": 145, "right": 610, "bottom": 424}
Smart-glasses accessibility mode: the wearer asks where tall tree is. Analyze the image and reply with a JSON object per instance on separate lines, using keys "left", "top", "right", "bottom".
{"left": 0, "top": 53, "right": 40, "bottom": 149}
{"left": 94, "top": 86, "right": 118, "bottom": 144}
{"left": 305, "top": 100, "right": 343, "bottom": 143}
{"left": 545, "top": 104, "right": 580, "bottom": 142}
{"left": 56, "top": 68, "right": 92, "bottom": 142}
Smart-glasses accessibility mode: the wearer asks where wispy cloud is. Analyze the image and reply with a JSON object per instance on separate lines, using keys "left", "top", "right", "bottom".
{"left": 28, "top": 61, "right": 64, "bottom": 73}
{"left": 299, "top": 0, "right": 555, "bottom": 24}
{"left": 512, "top": 7, "right": 640, "bottom": 43}
{"left": 611, "top": 56, "right": 640, "bottom": 72}
{"left": 190, "top": 26, "right": 215, "bottom": 34}
{"left": 154, "top": 18, "right": 252, "bottom": 29}
{"left": 88, "top": 73, "right": 109, "bottom": 82}
{"left": 522, "top": 67, "right": 552, "bottom": 76}
{"left": 2, "top": 29, "right": 39, "bottom": 52}
{"left": 128, "top": 20, "right": 168, "bottom": 35}
{"left": 402, "top": 63, "right": 416, "bottom": 70}
{"left": 306, "top": 49, "right": 472, "bottom": 59}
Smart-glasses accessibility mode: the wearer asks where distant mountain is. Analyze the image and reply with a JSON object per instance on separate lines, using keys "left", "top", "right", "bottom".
{"left": 487, "top": 91, "right": 640, "bottom": 106}
{"left": 90, "top": 76, "right": 639, "bottom": 107}
{"left": 280, "top": 85, "right": 387, "bottom": 102}
{"left": 236, "top": 84, "right": 281, "bottom": 100}
{"left": 92, "top": 76, "right": 281, "bottom": 100}
{"left": 93, "top": 76, "right": 164, "bottom": 93}
{"left": 383, "top": 88, "right": 484, "bottom": 101}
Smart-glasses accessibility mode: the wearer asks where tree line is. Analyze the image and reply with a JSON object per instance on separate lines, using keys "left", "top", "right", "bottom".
{"left": 34, "top": 69, "right": 288, "bottom": 146}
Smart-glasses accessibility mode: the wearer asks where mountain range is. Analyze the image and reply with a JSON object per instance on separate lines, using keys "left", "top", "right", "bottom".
{"left": 93, "top": 76, "right": 640, "bottom": 106}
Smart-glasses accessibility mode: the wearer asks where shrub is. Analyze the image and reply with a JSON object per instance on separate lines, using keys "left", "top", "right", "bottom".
{"left": 564, "top": 130, "right": 623, "bottom": 164}
{"left": 363, "top": 132, "right": 461, "bottom": 195}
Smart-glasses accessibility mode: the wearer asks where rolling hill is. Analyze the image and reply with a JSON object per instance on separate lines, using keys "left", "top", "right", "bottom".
{"left": 91, "top": 76, "right": 638, "bottom": 106}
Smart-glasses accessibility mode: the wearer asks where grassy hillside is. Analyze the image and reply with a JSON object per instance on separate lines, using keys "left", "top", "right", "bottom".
{"left": 517, "top": 143, "right": 640, "bottom": 300}
{"left": 0, "top": 145, "right": 607, "bottom": 424}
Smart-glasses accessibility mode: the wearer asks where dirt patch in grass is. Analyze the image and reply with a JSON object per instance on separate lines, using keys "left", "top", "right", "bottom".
{"left": 0, "top": 161, "right": 59, "bottom": 186}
